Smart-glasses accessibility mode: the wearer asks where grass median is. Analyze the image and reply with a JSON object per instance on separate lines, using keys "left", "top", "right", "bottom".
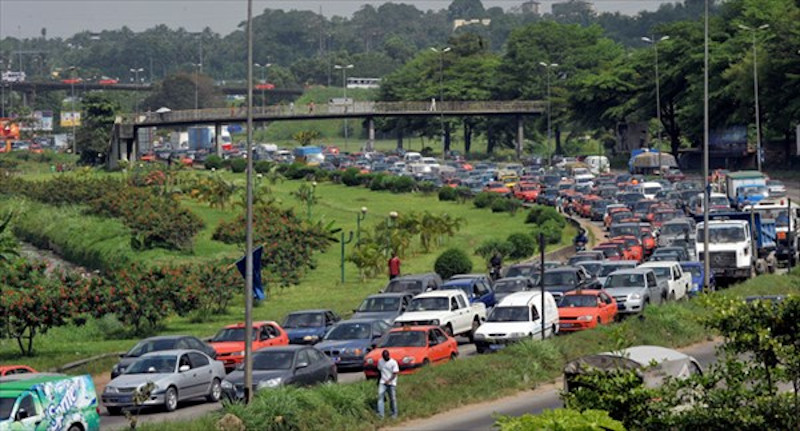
{"left": 138, "top": 268, "right": 800, "bottom": 431}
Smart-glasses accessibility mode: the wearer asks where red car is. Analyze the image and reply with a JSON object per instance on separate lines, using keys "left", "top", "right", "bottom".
{"left": 612, "top": 235, "right": 644, "bottom": 262}
{"left": 210, "top": 321, "right": 290, "bottom": 371}
{"left": 513, "top": 183, "right": 540, "bottom": 202}
{"left": 593, "top": 242, "right": 624, "bottom": 261}
{"left": 363, "top": 326, "right": 458, "bottom": 378}
{"left": 0, "top": 365, "right": 37, "bottom": 376}
{"left": 557, "top": 289, "right": 618, "bottom": 332}
{"left": 483, "top": 182, "right": 511, "bottom": 195}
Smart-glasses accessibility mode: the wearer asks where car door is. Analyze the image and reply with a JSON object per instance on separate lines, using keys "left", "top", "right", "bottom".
{"left": 645, "top": 272, "right": 660, "bottom": 305}
{"left": 176, "top": 353, "right": 198, "bottom": 399}
{"left": 673, "top": 264, "right": 688, "bottom": 299}
{"left": 12, "top": 392, "right": 43, "bottom": 429}
{"left": 307, "top": 348, "right": 328, "bottom": 384}
{"left": 293, "top": 349, "right": 314, "bottom": 386}
{"left": 427, "top": 330, "right": 446, "bottom": 363}
{"left": 188, "top": 351, "right": 214, "bottom": 397}
{"left": 454, "top": 294, "right": 472, "bottom": 332}
{"left": 434, "top": 328, "right": 455, "bottom": 360}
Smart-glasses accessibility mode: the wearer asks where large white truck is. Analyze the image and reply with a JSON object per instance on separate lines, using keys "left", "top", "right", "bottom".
{"left": 696, "top": 212, "right": 777, "bottom": 283}
{"left": 744, "top": 199, "right": 800, "bottom": 266}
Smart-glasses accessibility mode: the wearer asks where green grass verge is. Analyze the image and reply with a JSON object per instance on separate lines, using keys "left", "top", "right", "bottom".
{"left": 138, "top": 268, "right": 800, "bottom": 431}
{"left": 0, "top": 174, "right": 572, "bottom": 371}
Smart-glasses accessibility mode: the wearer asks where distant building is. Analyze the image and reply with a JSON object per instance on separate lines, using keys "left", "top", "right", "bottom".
{"left": 520, "top": 0, "right": 540, "bottom": 15}
{"left": 453, "top": 18, "right": 492, "bottom": 31}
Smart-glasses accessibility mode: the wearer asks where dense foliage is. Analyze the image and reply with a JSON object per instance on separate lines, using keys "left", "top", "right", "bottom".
{"left": 434, "top": 248, "right": 473, "bottom": 279}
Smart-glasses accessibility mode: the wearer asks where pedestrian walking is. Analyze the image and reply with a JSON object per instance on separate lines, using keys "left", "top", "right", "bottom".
{"left": 388, "top": 252, "right": 401, "bottom": 280}
{"left": 429, "top": 97, "right": 436, "bottom": 111}
{"left": 377, "top": 350, "right": 399, "bottom": 419}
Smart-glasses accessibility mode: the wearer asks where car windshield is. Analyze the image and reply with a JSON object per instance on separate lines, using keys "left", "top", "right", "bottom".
{"left": 407, "top": 297, "right": 449, "bottom": 311}
{"left": 598, "top": 264, "right": 632, "bottom": 277}
{"left": 610, "top": 225, "right": 640, "bottom": 237}
{"left": 646, "top": 266, "right": 671, "bottom": 280}
{"left": 357, "top": 297, "right": 400, "bottom": 313}
{"left": 578, "top": 262, "right": 603, "bottom": 276}
{"left": 0, "top": 398, "right": 15, "bottom": 421}
{"left": 644, "top": 187, "right": 661, "bottom": 195}
{"left": 283, "top": 313, "right": 324, "bottom": 328}
{"left": 487, "top": 306, "right": 529, "bottom": 322}
{"left": 494, "top": 279, "right": 532, "bottom": 293}
{"left": 127, "top": 339, "right": 178, "bottom": 357}
{"left": 126, "top": 355, "right": 176, "bottom": 374}
{"left": 441, "top": 284, "right": 473, "bottom": 297}
{"left": 252, "top": 351, "right": 295, "bottom": 370}
{"left": 710, "top": 196, "right": 730, "bottom": 207}
{"left": 683, "top": 266, "right": 702, "bottom": 278}
{"left": 697, "top": 226, "right": 747, "bottom": 244}
{"left": 654, "top": 212, "right": 677, "bottom": 222}
{"left": 662, "top": 224, "right": 690, "bottom": 236}
{"left": 325, "top": 323, "right": 371, "bottom": 340}
{"left": 385, "top": 280, "right": 423, "bottom": 294}
{"left": 741, "top": 186, "right": 768, "bottom": 197}
{"left": 605, "top": 274, "right": 644, "bottom": 289}
{"left": 559, "top": 295, "right": 598, "bottom": 308}
{"left": 505, "top": 266, "right": 535, "bottom": 278}
{"left": 379, "top": 331, "right": 426, "bottom": 347}
{"left": 543, "top": 272, "right": 577, "bottom": 287}
{"left": 212, "top": 328, "right": 257, "bottom": 342}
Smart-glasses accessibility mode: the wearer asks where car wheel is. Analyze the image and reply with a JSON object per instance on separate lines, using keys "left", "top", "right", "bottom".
{"left": 422, "top": 358, "right": 430, "bottom": 367}
{"left": 67, "top": 425, "right": 82, "bottom": 431}
{"left": 596, "top": 316, "right": 602, "bottom": 326}
{"left": 328, "top": 374, "right": 337, "bottom": 383}
{"left": 106, "top": 406, "right": 123, "bottom": 416}
{"left": 206, "top": 378, "right": 221, "bottom": 403}
{"left": 444, "top": 324, "right": 453, "bottom": 337}
{"left": 450, "top": 352, "right": 457, "bottom": 362}
{"left": 669, "top": 291, "right": 676, "bottom": 302}
{"left": 164, "top": 387, "right": 178, "bottom": 412}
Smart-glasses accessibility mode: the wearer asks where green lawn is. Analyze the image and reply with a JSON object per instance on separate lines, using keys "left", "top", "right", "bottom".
{"left": 0, "top": 173, "right": 573, "bottom": 371}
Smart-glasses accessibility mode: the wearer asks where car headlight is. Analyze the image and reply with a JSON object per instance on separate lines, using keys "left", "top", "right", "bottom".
{"left": 509, "top": 332, "right": 526, "bottom": 338}
{"left": 366, "top": 358, "right": 374, "bottom": 365}
{"left": 303, "top": 335, "right": 320, "bottom": 342}
{"left": 629, "top": 293, "right": 642, "bottom": 300}
{"left": 401, "top": 356, "right": 415, "bottom": 364}
{"left": 105, "top": 386, "right": 119, "bottom": 394}
{"left": 351, "top": 348, "right": 363, "bottom": 356}
{"left": 221, "top": 380, "right": 233, "bottom": 389}
{"left": 113, "top": 364, "right": 126, "bottom": 374}
{"left": 234, "top": 351, "right": 245, "bottom": 356}
{"left": 256, "top": 378, "right": 283, "bottom": 390}
{"left": 577, "top": 315, "right": 594, "bottom": 321}
{"left": 473, "top": 333, "right": 485, "bottom": 340}
{"left": 430, "top": 319, "right": 440, "bottom": 326}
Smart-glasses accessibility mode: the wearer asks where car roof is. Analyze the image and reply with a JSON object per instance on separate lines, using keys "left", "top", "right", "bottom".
{"left": 499, "top": 291, "right": 545, "bottom": 306}
{"left": 140, "top": 335, "right": 189, "bottom": 341}
{"left": 600, "top": 260, "right": 638, "bottom": 266}
{"left": 224, "top": 321, "right": 280, "bottom": 329}
{"left": 442, "top": 279, "right": 474, "bottom": 287}
{"left": 336, "top": 318, "right": 384, "bottom": 325}
{"left": 393, "top": 273, "right": 438, "bottom": 281}
{"left": 365, "top": 292, "right": 408, "bottom": 299}
{"left": 414, "top": 290, "right": 462, "bottom": 299}
{"left": 639, "top": 261, "right": 678, "bottom": 268}
{"left": 609, "top": 268, "right": 653, "bottom": 275}
{"left": 140, "top": 349, "right": 201, "bottom": 357}
{"left": 287, "top": 309, "right": 330, "bottom": 314}
{"left": 388, "top": 325, "right": 438, "bottom": 332}
{"left": 564, "top": 289, "right": 602, "bottom": 296}
{"left": 546, "top": 266, "right": 580, "bottom": 273}
{"left": 254, "top": 345, "right": 307, "bottom": 353}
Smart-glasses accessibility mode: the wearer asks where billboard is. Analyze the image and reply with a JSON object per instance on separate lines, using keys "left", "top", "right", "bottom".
{"left": 19, "top": 111, "right": 54, "bottom": 131}
{"left": 60, "top": 111, "right": 81, "bottom": 127}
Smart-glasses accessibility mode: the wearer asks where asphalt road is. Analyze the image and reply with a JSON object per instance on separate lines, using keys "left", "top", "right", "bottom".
{"left": 386, "top": 340, "right": 720, "bottom": 431}
{"left": 99, "top": 342, "right": 478, "bottom": 430}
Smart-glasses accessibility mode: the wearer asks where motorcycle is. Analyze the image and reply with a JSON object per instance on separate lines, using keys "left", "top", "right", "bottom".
{"left": 574, "top": 241, "right": 587, "bottom": 252}
{"left": 489, "top": 265, "right": 502, "bottom": 281}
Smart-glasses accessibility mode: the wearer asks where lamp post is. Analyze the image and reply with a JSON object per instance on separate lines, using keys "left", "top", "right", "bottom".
{"left": 334, "top": 64, "right": 354, "bottom": 150}
{"left": 340, "top": 231, "right": 354, "bottom": 283}
{"left": 243, "top": 0, "right": 256, "bottom": 405}
{"left": 69, "top": 66, "right": 77, "bottom": 154}
{"left": 1, "top": 59, "right": 5, "bottom": 118}
{"left": 356, "top": 206, "right": 367, "bottom": 245}
{"left": 641, "top": 36, "right": 669, "bottom": 151}
{"left": 254, "top": 62, "right": 272, "bottom": 109}
{"left": 702, "top": 0, "right": 711, "bottom": 292}
{"left": 191, "top": 62, "right": 202, "bottom": 110}
{"left": 539, "top": 62, "right": 558, "bottom": 161}
{"left": 431, "top": 47, "right": 450, "bottom": 151}
{"left": 738, "top": 24, "right": 770, "bottom": 172}
{"left": 387, "top": 211, "right": 398, "bottom": 253}
{"left": 129, "top": 67, "right": 144, "bottom": 113}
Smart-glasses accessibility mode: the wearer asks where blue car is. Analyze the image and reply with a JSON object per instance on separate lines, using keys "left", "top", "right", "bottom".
{"left": 282, "top": 309, "right": 341, "bottom": 345}
{"left": 314, "top": 319, "right": 392, "bottom": 369}
{"left": 441, "top": 276, "right": 496, "bottom": 309}
{"left": 680, "top": 261, "right": 716, "bottom": 296}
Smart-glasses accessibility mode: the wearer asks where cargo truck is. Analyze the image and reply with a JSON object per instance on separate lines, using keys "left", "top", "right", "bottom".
{"left": 725, "top": 171, "right": 768, "bottom": 208}
{"left": 744, "top": 199, "right": 800, "bottom": 266}
{"left": 696, "top": 211, "right": 777, "bottom": 283}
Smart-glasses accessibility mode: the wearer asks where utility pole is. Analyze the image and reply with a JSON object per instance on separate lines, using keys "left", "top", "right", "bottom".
{"left": 702, "top": 0, "right": 711, "bottom": 292}
{"left": 244, "top": 0, "right": 255, "bottom": 405}
{"left": 738, "top": 24, "right": 770, "bottom": 172}
{"left": 334, "top": 64, "right": 354, "bottom": 150}
{"left": 642, "top": 35, "right": 670, "bottom": 150}
{"left": 539, "top": 62, "right": 558, "bottom": 161}
{"left": 431, "top": 47, "right": 450, "bottom": 152}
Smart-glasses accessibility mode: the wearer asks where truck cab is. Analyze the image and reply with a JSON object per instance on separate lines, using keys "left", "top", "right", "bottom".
{"left": 743, "top": 199, "right": 800, "bottom": 266}
{"left": 696, "top": 212, "right": 777, "bottom": 282}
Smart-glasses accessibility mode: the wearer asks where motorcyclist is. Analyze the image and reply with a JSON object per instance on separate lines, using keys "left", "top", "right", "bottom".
{"left": 489, "top": 252, "right": 503, "bottom": 280}
{"left": 573, "top": 228, "right": 588, "bottom": 251}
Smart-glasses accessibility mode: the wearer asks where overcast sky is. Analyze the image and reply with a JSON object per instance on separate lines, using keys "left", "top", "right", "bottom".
{"left": 2, "top": 0, "right": 676, "bottom": 39}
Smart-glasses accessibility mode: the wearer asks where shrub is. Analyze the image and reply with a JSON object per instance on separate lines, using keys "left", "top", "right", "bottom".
{"left": 438, "top": 187, "right": 457, "bottom": 201}
{"left": 473, "top": 192, "right": 500, "bottom": 209}
{"left": 283, "top": 163, "right": 320, "bottom": 180}
{"left": 341, "top": 167, "right": 362, "bottom": 187}
{"left": 254, "top": 160, "right": 273, "bottom": 174}
{"left": 434, "top": 248, "right": 473, "bottom": 280}
{"left": 507, "top": 232, "right": 535, "bottom": 259}
{"left": 475, "top": 239, "right": 513, "bottom": 260}
{"left": 229, "top": 158, "right": 247, "bottom": 173}
{"left": 204, "top": 155, "right": 223, "bottom": 170}
{"left": 369, "top": 173, "right": 389, "bottom": 191}
{"left": 531, "top": 219, "right": 563, "bottom": 246}
{"left": 389, "top": 175, "right": 416, "bottom": 193}
{"left": 491, "top": 198, "right": 513, "bottom": 213}
{"left": 455, "top": 186, "right": 473, "bottom": 203}
{"left": 418, "top": 181, "right": 437, "bottom": 195}
{"left": 526, "top": 205, "right": 566, "bottom": 228}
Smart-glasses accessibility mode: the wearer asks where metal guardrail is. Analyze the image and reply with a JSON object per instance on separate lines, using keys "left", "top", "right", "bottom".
{"left": 118, "top": 100, "right": 546, "bottom": 126}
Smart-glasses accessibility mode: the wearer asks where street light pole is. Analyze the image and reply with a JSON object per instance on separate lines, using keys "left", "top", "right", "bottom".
{"left": 431, "top": 47, "right": 450, "bottom": 152}
{"left": 244, "top": 0, "right": 255, "bottom": 405}
{"left": 69, "top": 66, "right": 77, "bottom": 155}
{"left": 702, "top": 0, "right": 711, "bottom": 292}
{"left": 129, "top": 67, "right": 144, "bottom": 113}
{"left": 334, "top": 64, "right": 354, "bottom": 150}
{"left": 191, "top": 62, "right": 202, "bottom": 110}
{"left": 738, "top": 24, "right": 770, "bottom": 172}
{"left": 539, "top": 62, "right": 558, "bottom": 161}
{"left": 254, "top": 63, "right": 272, "bottom": 110}
{"left": 356, "top": 207, "right": 367, "bottom": 245}
{"left": 642, "top": 36, "right": 669, "bottom": 151}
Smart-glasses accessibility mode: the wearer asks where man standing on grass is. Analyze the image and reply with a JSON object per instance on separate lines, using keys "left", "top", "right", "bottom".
{"left": 377, "top": 349, "right": 399, "bottom": 419}
{"left": 388, "top": 252, "right": 401, "bottom": 280}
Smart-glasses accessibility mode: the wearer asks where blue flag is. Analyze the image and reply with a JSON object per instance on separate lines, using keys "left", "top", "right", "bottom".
{"left": 236, "top": 245, "right": 265, "bottom": 301}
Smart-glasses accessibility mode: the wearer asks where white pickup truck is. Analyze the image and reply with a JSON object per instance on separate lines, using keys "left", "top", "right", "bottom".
{"left": 394, "top": 290, "right": 486, "bottom": 342}
{"left": 638, "top": 261, "right": 690, "bottom": 301}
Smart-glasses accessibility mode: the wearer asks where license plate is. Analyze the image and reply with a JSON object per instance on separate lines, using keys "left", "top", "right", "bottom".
{"left": 561, "top": 323, "right": 574, "bottom": 328}
{"left": 489, "top": 344, "right": 506, "bottom": 351}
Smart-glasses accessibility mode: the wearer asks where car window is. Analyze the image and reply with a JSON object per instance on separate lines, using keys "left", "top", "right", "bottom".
{"left": 530, "top": 305, "right": 540, "bottom": 321}
{"left": 456, "top": 295, "right": 468, "bottom": 309}
{"left": 267, "top": 324, "right": 280, "bottom": 337}
{"left": 188, "top": 352, "right": 209, "bottom": 368}
{"left": 646, "top": 272, "right": 657, "bottom": 287}
{"left": 428, "top": 330, "right": 439, "bottom": 346}
{"left": 185, "top": 337, "right": 204, "bottom": 351}
{"left": 178, "top": 354, "right": 192, "bottom": 370}
{"left": 434, "top": 328, "right": 449, "bottom": 343}
{"left": 309, "top": 349, "right": 325, "bottom": 362}
{"left": 175, "top": 338, "right": 190, "bottom": 349}
{"left": 450, "top": 297, "right": 460, "bottom": 310}
{"left": 296, "top": 349, "right": 310, "bottom": 365}
{"left": 17, "top": 394, "right": 37, "bottom": 418}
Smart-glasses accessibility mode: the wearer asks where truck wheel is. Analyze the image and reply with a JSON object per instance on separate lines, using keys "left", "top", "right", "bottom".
{"left": 467, "top": 318, "right": 480, "bottom": 343}
{"left": 67, "top": 425, "right": 83, "bottom": 431}
{"left": 444, "top": 324, "right": 453, "bottom": 337}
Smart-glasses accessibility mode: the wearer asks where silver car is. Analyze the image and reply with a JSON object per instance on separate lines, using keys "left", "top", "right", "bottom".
{"left": 602, "top": 268, "right": 665, "bottom": 314}
{"left": 102, "top": 349, "right": 225, "bottom": 415}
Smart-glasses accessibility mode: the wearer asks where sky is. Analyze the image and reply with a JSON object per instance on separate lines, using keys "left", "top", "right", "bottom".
{"left": 2, "top": 0, "right": 677, "bottom": 39}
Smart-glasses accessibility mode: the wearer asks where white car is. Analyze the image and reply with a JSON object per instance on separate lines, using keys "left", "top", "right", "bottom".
{"left": 638, "top": 261, "right": 690, "bottom": 301}
{"left": 472, "top": 291, "right": 559, "bottom": 354}
{"left": 394, "top": 290, "right": 486, "bottom": 341}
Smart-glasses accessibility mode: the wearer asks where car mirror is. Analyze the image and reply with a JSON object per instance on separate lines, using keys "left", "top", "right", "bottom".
{"left": 370, "top": 342, "right": 378, "bottom": 349}
{"left": 15, "top": 408, "right": 29, "bottom": 421}
{"left": 296, "top": 361, "right": 309, "bottom": 369}
{"left": 179, "top": 364, "right": 191, "bottom": 372}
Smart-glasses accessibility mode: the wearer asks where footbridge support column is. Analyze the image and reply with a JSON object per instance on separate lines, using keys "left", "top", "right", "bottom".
{"left": 516, "top": 115, "right": 524, "bottom": 160}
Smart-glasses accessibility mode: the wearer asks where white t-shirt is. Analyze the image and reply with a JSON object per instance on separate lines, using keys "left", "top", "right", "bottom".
{"left": 378, "top": 358, "right": 399, "bottom": 386}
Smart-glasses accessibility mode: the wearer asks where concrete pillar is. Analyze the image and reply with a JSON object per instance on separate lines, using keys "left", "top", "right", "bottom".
{"left": 214, "top": 123, "right": 222, "bottom": 156}
{"left": 516, "top": 115, "right": 524, "bottom": 160}
{"left": 367, "top": 117, "right": 375, "bottom": 152}
{"left": 109, "top": 126, "right": 120, "bottom": 170}
{"left": 130, "top": 130, "right": 138, "bottom": 161}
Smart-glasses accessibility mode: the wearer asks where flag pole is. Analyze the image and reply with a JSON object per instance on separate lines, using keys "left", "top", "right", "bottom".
{"left": 244, "top": 0, "right": 255, "bottom": 404}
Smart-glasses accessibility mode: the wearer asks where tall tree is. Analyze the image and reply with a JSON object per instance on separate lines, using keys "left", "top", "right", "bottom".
{"left": 76, "top": 92, "right": 119, "bottom": 165}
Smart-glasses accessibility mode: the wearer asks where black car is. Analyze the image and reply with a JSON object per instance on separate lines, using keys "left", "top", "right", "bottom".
{"left": 493, "top": 277, "right": 538, "bottom": 303}
{"left": 111, "top": 335, "right": 217, "bottom": 378}
{"left": 383, "top": 273, "right": 442, "bottom": 295}
{"left": 542, "top": 267, "right": 599, "bottom": 302}
{"left": 221, "top": 345, "right": 336, "bottom": 401}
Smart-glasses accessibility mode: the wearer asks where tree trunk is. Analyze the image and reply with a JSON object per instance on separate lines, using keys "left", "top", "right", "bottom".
{"left": 443, "top": 124, "right": 451, "bottom": 155}
{"left": 555, "top": 125, "right": 563, "bottom": 156}
{"left": 663, "top": 99, "right": 682, "bottom": 156}
{"left": 396, "top": 125, "right": 404, "bottom": 150}
{"left": 464, "top": 122, "right": 472, "bottom": 154}
{"left": 487, "top": 125, "right": 495, "bottom": 154}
